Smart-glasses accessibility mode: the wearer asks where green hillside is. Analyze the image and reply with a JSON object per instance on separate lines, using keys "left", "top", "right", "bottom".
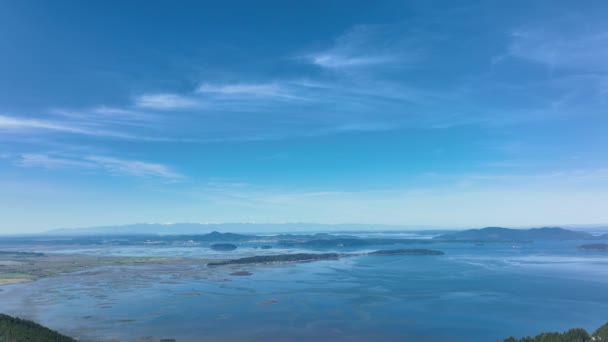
{"left": 504, "top": 321, "right": 608, "bottom": 342}
{"left": 0, "top": 314, "right": 77, "bottom": 342}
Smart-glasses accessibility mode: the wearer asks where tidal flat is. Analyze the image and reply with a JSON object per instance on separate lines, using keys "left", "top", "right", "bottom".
{"left": 0, "top": 251, "right": 226, "bottom": 286}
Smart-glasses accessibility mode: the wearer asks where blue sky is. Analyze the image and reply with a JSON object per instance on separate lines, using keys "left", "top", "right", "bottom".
{"left": 1, "top": 0, "right": 608, "bottom": 232}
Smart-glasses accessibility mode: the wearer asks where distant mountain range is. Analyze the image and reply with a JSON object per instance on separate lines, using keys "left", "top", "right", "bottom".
{"left": 44, "top": 223, "right": 608, "bottom": 239}
{"left": 36, "top": 224, "right": 608, "bottom": 245}
{"left": 45, "top": 223, "right": 443, "bottom": 235}
{"left": 434, "top": 227, "right": 607, "bottom": 242}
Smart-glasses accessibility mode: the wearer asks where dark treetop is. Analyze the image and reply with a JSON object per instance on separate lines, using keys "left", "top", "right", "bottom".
{"left": 0, "top": 314, "right": 77, "bottom": 342}
{"left": 504, "top": 321, "right": 608, "bottom": 342}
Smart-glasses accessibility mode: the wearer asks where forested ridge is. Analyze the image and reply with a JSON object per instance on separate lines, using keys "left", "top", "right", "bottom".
{"left": 504, "top": 321, "right": 608, "bottom": 342}
{"left": 0, "top": 314, "right": 77, "bottom": 342}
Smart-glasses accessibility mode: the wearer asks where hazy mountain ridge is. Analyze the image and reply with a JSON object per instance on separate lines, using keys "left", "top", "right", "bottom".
{"left": 45, "top": 223, "right": 437, "bottom": 235}
{"left": 45, "top": 222, "right": 608, "bottom": 236}
{"left": 434, "top": 227, "right": 601, "bottom": 242}
{"left": 1, "top": 227, "right": 603, "bottom": 250}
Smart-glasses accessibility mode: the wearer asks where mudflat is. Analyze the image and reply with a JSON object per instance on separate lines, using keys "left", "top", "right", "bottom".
{"left": 0, "top": 251, "right": 224, "bottom": 286}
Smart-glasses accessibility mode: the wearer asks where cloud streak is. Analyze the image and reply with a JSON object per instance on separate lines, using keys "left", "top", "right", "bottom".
{"left": 508, "top": 26, "right": 608, "bottom": 72}
{"left": 304, "top": 25, "right": 421, "bottom": 69}
{"left": 134, "top": 93, "right": 201, "bottom": 110}
{"left": 0, "top": 114, "right": 134, "bottom": 138}
{"left": 17, "top": 153, "right": 184, "bottom": 180}
{"left": 4, "top": 19, "right": 606, "bottom": 149}
{"left": 197, "top": 82, "right": 304, "bottom": 101}
{"left": 86, "top": 156, "right": 184, "bottom": 179}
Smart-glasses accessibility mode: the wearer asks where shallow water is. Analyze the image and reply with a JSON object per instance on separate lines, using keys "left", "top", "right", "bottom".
{"left": 1, "top": 241, "right": 608, "bottom": 341}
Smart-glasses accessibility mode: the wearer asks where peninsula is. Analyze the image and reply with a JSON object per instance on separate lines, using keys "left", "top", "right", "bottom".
{"left": 208, "top": 249, "right": 445, "bottom": 266}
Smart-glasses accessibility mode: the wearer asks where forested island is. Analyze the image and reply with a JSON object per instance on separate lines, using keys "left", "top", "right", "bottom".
{"left": 208, "top": 253, "right": 341, "bottom": 266}
{"left": 208, "top": 249, "right": 444, "bottom": 266}
{"left": 368, "top": 249, "right": 445, "bottom": 255}
{"left": 210, "top": 243, "right": 238, "bottom": 251}
{"left": 577, "top": 243, "right": 608, "bottom": 251}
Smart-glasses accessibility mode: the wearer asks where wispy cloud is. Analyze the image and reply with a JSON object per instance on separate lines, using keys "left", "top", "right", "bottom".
{"left": 92, "top": 106, "right": 159, "bottom": 122}
{"left": 0, "top": 114, "right": 133, "bottom": 138}
{"left": 508, "top": 27, "right": 608, "bottom": 72}
{"left": 17, "top": 153, "right": 184, "bottom": 180}
{"left": 304, "top": 25, "right": 421, "bottom": 69}
{"left": 6, "top": 19, "right": 603, "bottom": 149}
{"left": 86, "top": 156, "right": 184, "bottom": 179}
{"left": 19, "top": 153, "right": 96, "bottom": 169}
{"left": 197, "top": 82, "right": 303, "bottom": 100}
{"left": 51, "top": 107, "right": 159, "bottom": 127}
{"left": 134, "top": 93, "right": 201, "bottom": 110}
{"left": 310, "top": 54, "right": 395, "bottom": 69}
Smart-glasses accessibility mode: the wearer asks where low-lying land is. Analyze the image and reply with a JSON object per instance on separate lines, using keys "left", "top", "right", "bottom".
{"left": 368, "top": 248, "right": 445, "bottom": 255}
{"left": 0, "top": 248, "right": 445, "bottom": 285}
{"left": 577, "top": 243, "right": 608, "bottom": 251}
{"left": 208, "top": 253, "right": 341, "bottom": 266}
{"left": 208, "top": 249, "right": 445, "bottom": 266}
{"left": 0, "top": 251, "right": 217, "bottom": 286}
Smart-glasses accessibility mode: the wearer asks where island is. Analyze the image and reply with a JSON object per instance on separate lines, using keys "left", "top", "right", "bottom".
{"left": 208, "top": 249, "right": 445, "bottom": 266}
{"left": 15, "top": 228, "right": 603, "bottom": 250}
{"left": 577, "top": 243, "right": 608, "bottom": 251}
{"left": 368, "top": 249, "right": 445, "bottom": 255}
{"left": 210, "top": 243, "right": 238, "bottom": 251}
{"left": 208, "top": 253, "right": 340, "bottom": 266}
{"left": 434, "top": 227, "right": 594, "bottom": 242}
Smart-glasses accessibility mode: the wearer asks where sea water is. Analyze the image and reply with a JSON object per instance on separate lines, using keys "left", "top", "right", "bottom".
{"left": 1, "top": 240, "right": 607, "bottom": 341}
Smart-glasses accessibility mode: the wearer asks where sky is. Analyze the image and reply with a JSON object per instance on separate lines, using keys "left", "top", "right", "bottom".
{"left": 1, "top": 0, "right": 607, "bottom": 233}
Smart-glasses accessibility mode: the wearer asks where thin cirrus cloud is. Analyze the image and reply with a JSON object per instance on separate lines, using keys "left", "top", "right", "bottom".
{"left": 0, "top": 114, "right": 134, "bottom": 139}
{"left": 197, "top": 83, "right": 304, "bottom": 101}
{"left": 310, "top": 54, "right": 396, "bottom": 69}
{"left": 18, "top": 153, "right": 184, "bottom": 180}
{"left": 4, "top": 22, "right": 599, "bottom": 148}
{"left": 86, "top": 156, "right": 184, "bottom": 180}
{"left": 502, "top": 24, "right": 608, "bottom": 118}
{"left": 134, "top": 93, "right": 201, "bottom": 110}
{"left": 19, "top": 153, "right": 95, "bottom": 169}
{"left": 92, "top": 106, "right": 159, "bottom": 122}
{"left": 304, "top": 24, "right": 421, "bottom": 69}
{"left": 51, "top": 107, "right": 158, "bottom": 127}
{"left": 508, "top": 27, "right": 608, "bottom": 72}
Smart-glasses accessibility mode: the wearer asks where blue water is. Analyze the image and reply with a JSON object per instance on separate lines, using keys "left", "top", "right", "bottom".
{"left": 1, "top": 241, "right": 608, "bottom": 341}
